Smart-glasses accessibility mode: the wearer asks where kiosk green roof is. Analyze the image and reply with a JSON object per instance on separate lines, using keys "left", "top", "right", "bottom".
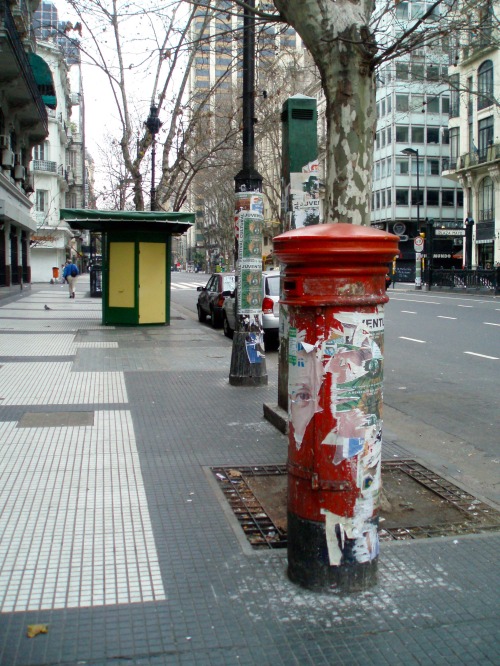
{"left": 60, "top": 209, "right": 194, "bottom": 234}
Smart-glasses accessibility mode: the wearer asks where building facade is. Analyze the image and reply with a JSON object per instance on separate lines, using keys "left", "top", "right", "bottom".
{"left": 371, "top": 1, "right": 464, "bottom": 279}
{"left": 30, "top": 0, "right": 85, "bottom": 282}
{"left": 443, "top": 3, "right": 500, "bottom": 268}
{"left": 0, "top": 0, "right": 48, "bottom": 288}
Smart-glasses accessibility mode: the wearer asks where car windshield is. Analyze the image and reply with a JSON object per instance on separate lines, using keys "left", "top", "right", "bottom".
{"left": 265, "top": 275, "right": 280, "bottom": 296}
{"left": 222, "top": 275, "right": 236, "bottom": 291}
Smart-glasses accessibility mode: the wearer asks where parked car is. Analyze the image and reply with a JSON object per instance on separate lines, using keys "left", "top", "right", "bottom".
{"left": 222, "top": 270, "right": 280, "bottom": 346}
{"left": 197, "top": 272, "right": 236, "bottom": 328}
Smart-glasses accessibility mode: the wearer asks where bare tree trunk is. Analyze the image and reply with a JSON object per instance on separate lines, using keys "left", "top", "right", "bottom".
{"left": 274, "top": 0, "right": 376, "bottom": 225}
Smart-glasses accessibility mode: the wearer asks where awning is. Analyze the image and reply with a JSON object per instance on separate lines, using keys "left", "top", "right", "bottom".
{"left": 28, "top": 53, "right": 57, "bottom": 109}
{"left": 60, "top": 209, "right": 194, "bottom": 234}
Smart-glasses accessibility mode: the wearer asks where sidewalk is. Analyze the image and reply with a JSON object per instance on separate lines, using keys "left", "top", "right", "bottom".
{"left": 0, "top": 277, "right": 498, "bottom": 665}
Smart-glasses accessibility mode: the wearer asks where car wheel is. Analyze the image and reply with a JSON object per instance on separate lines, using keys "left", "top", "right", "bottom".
{"left": 210, "top": 307, "right": 222, "bottom": 328}
{"left": 223, "top": 313, "right": 233, "bottom": 339}
{"left": 197, "top": 304, "right": 206, "bottom": 323}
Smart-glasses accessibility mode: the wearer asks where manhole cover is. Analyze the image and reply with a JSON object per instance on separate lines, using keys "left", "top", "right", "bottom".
{"left": 211, "top": 460, "right": 500, "bottom": 549}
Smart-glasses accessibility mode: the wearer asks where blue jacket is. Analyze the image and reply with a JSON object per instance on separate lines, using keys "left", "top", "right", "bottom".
{"left": 63, "top": 263, "right": 79, "bottom": 278}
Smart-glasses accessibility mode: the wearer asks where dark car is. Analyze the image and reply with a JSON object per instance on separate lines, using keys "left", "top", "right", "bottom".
{"left": 197, "top": 272, "right": 236, "bottom": 328}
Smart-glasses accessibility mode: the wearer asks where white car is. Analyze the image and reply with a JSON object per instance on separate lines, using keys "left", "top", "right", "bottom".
{"left": 222, "top": 271, "right": 280, "bottom": 346}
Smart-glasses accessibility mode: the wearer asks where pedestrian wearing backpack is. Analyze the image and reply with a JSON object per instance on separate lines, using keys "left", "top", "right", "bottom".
{"left": 63, "top": 260, "right": 79, "bottom": 298}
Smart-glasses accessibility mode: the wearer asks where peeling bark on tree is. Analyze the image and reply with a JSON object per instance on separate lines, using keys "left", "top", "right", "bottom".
{"left": 274, "top": 0, "right": 377, "bottom": 226}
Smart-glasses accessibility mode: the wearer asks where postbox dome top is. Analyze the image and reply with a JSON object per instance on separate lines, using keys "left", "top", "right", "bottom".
{"left": 273, "top": 223, "right": 399, "bottom": 266}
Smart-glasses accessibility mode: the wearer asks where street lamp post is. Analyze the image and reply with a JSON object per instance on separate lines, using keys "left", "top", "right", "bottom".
{"left": 229, "top": 0, "right": 267, "bottom": 386}
{"left": 402, "top": 147, "right": 422, "bottom": 290}
{"left": 145, "top": 106, "right": 162, "bottom": 211}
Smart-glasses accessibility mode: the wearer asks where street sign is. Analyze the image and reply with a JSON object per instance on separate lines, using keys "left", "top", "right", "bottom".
{"left": 434, "top": 229, "right": 465, "bottom": 236}
{"left": 414, "top": 236, "right": 424, "bottom": 252}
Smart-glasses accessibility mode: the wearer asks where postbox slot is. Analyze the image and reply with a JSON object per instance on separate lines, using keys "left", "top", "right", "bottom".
{"left": 284, "top": 279, "right": 297, "bottom": 292}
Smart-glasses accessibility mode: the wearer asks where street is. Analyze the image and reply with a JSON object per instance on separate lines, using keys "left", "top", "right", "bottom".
{"left": 171, "top": 273, "right": 500, "bottom": 503}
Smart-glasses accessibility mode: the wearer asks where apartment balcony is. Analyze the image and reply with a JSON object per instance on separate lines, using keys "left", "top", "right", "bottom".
{"left": 450, "top": 143, "right": 500, "bottom": 174}
{"left": 32, "top": 159, "right": 57, "bottom": 174}
{"left": 0, "top": 0, "right": 48, "bottom": 142}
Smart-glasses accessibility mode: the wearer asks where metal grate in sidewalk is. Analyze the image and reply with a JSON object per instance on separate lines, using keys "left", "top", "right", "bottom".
{"left": 211, "top": 460, "right": 500, "bottom": 549}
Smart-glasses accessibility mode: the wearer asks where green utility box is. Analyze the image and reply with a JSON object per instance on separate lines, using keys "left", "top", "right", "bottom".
{"left": 281, "top": 95, "right": 318, "bottom": 185}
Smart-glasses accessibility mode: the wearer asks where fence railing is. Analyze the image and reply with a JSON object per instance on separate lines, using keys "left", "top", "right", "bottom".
{"left": 430, "top": 268, "right": 499, "bottom": 293}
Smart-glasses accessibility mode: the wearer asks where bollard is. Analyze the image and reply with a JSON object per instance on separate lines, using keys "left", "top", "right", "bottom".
{"left": 273, "top": 223, "right": 399, "bottom": 592}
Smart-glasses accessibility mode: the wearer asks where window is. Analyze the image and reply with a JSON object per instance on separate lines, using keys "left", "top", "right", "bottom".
{"left": 428, "top": 159, "right": 440, "bottom": 175}
{"left": 376, "top": 191, "right": 380, "bottom": 208}
{"left": 33, "top": 142, "right": 48, "bottom": 161}
{"left": 427, "top": 127, "right": 440, "bottom": 144}
{"left": 426, "top": 190, "right": 439, "bottom": 206}
{"left": 381, "top": 190, "right": 386, "bottom": 207}
{"left": 67, "top": 151, "right": 77, "bottom": 169}
{"left": 478, "top": 60, "right": 494, "bottom": 110}
{"left": 427, "top": 64, "right": 440, "bottom": 81}
{"left": 449, "top": 127, "right": 460, "bottom": 168}
{"left": 396, "top": 158, "right": 409, "bottom": 175}
{"left": 442, "top": 128, "right": 449, "bottom": 144}
{"left": 35, "top": 190, "right": 48, "bottom": 212}
{"left": 396, "top": 94, "right": 409, "bottom": 111}
{"left": 381, "top": 98, "right": 386, "bottom": 116}
{"left": 442, "top": 190, "right": 455, "bottom": 206}
{"left": 449, "top": 74, "right": 460, "bottom": 118}
{"left": 478, "top": 115, "right": 494, "bottom": 161}
{"left": 412, "top": 2, "right": 425, "bottom": 18}
{"left": 412, "top": 63, "right": 425, "bottom": 82}
{"left": 387, "top": 95, "right": 392, "bottom": 113}
{"left": 396, "top": 2, "right": 409, "bottom": 19}
{"left": 396, "top": 189, "right": 409, "bottom": 205}
{"left": 411, "top": 126, "right": 424, "bottom": 143}
{"left": 411, "top": 159, "right": 424, "bottom": 175}
{"left": 457, "top": 190, "right": 464, "bottom": 207}
{"left": 387, "top": 189, "right": 392, "bottom": 206}
{"left": 411, "top": 94, "right": 424, "bottom": 112}
{"left": 381, "top": 129, "right": 386, "bottom": 147}
{"left": 426, "top": 96, "right": 440, "bottom": 113}
{"left": 387, "top": 127, "right": 392, "bottom": 144}
{"left": 396, "top": 62, "right": 409, "bottom": 81}
{"left": 442, "top": 157, "right": 449, "bottom": 171}
{"left": 66, "top": 192, "right": 77, "bottom": 208}
{"left": 478, "top": 176, "right": 494, "bottom": 221}
{"left": 441, "top": 96, "right": 450, "bottom": 114}
{"left": 376, "top": 132, "right": 381, "bottom": 150}
{"left": 396, "top": 126, "right": 409, "bottom": 142}
{"left": 375, "top": 162, "right": 381, "bottom": 180}
{"left": 411, "top": 189, "right": 422, "bottom": 205}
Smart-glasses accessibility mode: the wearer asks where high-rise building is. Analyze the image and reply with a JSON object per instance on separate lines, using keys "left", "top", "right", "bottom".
{"left": 372, "top": 1, "right": 464, "bottom": 280}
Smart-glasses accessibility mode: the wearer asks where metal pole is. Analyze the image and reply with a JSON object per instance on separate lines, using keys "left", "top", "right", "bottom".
{"left": 151, "top": 134, "right": 156, "bottom": 212}
{"left": 229, "top": 0, "right": 267, "bottom": 386}
{"left": 415, "top": 150, "right": 422, "bottom": 290}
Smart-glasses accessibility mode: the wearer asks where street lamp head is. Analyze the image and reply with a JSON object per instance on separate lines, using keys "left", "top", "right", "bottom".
{"left": 401, "top": 147, "right": 418, "bottom": 157}
{"left": 145, "top": 106, "right": 162, "bottom": 136}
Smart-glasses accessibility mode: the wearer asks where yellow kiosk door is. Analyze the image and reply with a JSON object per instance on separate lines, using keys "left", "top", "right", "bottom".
{"left": 138, "top": 242, "right": 166, "bottom": 324}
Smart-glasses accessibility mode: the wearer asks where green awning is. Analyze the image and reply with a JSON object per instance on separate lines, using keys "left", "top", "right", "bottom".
{"left": 60, "top": 209, "right": 194, "bottom": 234}
{"left": 28, "top": 53, "right": 57, "bottom": 109}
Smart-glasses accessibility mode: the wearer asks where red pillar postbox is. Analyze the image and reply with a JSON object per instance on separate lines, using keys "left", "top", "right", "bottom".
{"left": 273, "top": 223, "right": 399, "bottom": 591}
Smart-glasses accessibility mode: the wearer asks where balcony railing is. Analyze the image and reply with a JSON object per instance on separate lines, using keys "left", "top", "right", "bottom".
{"left": 455, "top": 143, "right": 500, "bottom": 170}
{"left": 32, "top": 159, "right": 57, "bottom": 173}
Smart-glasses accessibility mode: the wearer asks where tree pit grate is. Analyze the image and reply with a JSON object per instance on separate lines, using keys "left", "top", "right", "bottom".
{"left": 211, "top": 460, "right": 500, "bottom": 550}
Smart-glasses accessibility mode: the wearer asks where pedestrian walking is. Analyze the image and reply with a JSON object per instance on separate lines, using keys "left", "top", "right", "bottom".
{"left": 63, "top": 260, "right": 79, "bottom": 298}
